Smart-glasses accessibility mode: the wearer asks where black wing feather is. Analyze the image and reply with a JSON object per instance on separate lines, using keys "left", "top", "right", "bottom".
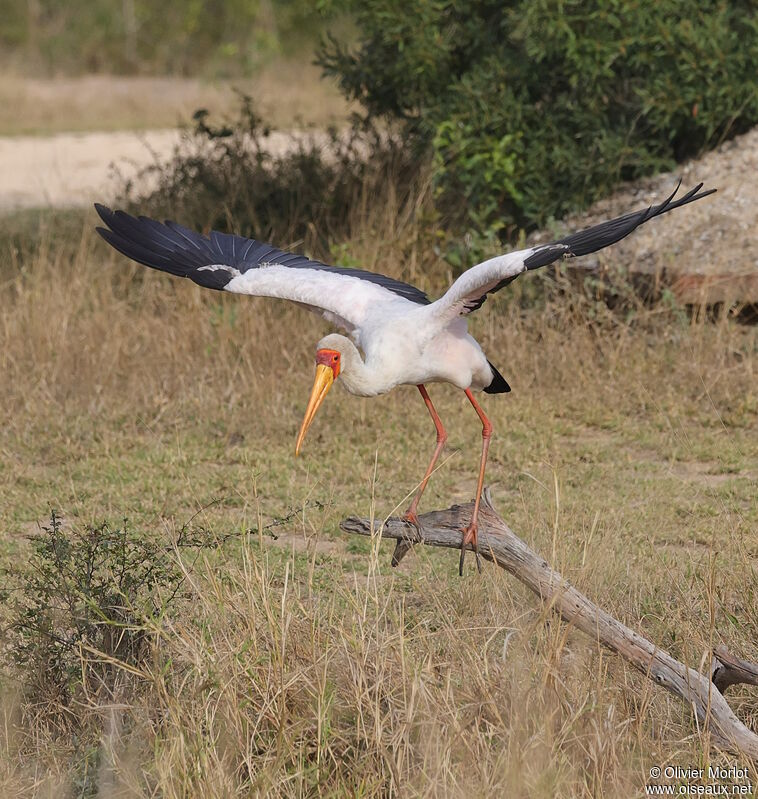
{"left": 525, "top": 181, "right": 716, "bottom": 269}
{"left": 474, "top": 181, "right": 716, "bottom": 305}
{"left": 95, "top": 204, "right": 431, "bottom": 304}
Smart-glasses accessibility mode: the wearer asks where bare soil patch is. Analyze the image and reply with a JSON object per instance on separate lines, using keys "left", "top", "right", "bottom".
{"left": 539, "top": 127, "right": 758, "bottom": 304}
{"left": 0, "top": 128, "right": 321, "bottom": 211}
{"left": 0, "top": 129, "right": 181, "bottom": 211}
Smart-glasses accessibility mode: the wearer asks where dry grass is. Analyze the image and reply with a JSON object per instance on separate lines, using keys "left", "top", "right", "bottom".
{"left": 0, "top": 63, "right": 351, "bottom": 136}
{"left": 0, "top": 200, "right": 756, "bottom": 797}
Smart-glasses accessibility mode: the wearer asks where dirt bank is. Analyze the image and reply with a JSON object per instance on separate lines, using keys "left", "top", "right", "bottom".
{"left": 532, "top": 127, "right": 758, "bottom": 304}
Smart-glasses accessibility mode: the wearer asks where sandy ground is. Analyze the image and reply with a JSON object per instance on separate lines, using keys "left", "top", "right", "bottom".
{"left": 0, "top": 127, "right": 314, "bottom": 212}
{"left": 0, "top": 129, "right": 182, "bottom": 211}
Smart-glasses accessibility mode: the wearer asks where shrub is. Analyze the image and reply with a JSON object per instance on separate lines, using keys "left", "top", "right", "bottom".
{"left": 319, "top": 0, "right": 758, "bottom": 235}
{"left": 123, "top": 95, "right": 422, "bottom": 256}
{"left": 3, "top": 511, "right": 215, "bottom": 733}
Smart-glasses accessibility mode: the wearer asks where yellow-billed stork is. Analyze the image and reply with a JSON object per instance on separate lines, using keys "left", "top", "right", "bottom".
{"left": 95, "top": 182, "right": 714, "bottom": 573}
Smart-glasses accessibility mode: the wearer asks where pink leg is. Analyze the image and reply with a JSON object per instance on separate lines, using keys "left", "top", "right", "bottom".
{"left": 460, "top": 388, "right": 493, "bottom": 575}
{"left": 405, "top": 385, "right": 448, "bottom": 520}
{"left": 392, "top": 385, "right": 448, "bottom": 566}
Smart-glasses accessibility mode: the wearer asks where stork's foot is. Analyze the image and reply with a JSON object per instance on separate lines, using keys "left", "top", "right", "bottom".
{"left": 459, "top": 521, "right": 482, "bottom": 576}
{"left": 402, "top": 509, "right": 421, "bottom": 531}
{"left": 392, "top": 510, "right": 424, "bottom": 567}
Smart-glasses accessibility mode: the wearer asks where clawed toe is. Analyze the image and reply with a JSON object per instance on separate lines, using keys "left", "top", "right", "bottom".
{"left": 402, "top": 509, "right": 422, "bottom": 532}
{"left": 459, "top": 522, "right": 482, "bottom": 576}
{"left": 392, "top": 509, "right": 424, "bottom": 567}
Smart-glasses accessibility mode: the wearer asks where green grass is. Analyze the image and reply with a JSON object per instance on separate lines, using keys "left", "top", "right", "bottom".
{"left": 3, "top": 375, "right": 755, "bottom": 551}
{"left": 1, "top": 210, "right": 756, "bottom": 796}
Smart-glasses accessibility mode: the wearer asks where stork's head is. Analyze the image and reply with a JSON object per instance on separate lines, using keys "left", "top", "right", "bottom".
{"left": 295, "top": 334, "right": 347, "bottom": 455}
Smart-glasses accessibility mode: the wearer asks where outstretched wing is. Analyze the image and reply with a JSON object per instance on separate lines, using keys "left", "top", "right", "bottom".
{"left": 429, "top": 182, "right": 716, "bottom": 319}
{"left": 94, "top": 204, "right": 430, "bottom": 334}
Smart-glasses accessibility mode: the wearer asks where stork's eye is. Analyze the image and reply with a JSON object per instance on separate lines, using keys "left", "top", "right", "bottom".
{"left": 333, "top": 354, "right": 339, "bottom": 362}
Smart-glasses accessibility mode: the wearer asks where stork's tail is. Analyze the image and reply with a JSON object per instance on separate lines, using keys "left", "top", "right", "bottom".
{"left": 484, "top": 360, "right": 511, "bottom": 394}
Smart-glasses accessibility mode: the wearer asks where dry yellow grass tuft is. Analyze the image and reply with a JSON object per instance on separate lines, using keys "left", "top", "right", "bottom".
{"left": 0, "top": 64, "right": 351, "bottom": 137}
{"left": 0, "top": 203, "right": 756, "bottom": 796}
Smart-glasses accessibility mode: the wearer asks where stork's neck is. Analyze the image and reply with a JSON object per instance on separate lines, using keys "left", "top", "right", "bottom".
{"left": 339, "top": 338, "right": 381, "bottom": 397}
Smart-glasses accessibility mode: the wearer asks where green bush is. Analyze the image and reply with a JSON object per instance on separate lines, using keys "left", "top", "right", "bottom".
{"left": 319, "top": 0, "right": 758, "bottom": 234}
{"left": 2, "top": 511, "right": 216, "bottom": 732}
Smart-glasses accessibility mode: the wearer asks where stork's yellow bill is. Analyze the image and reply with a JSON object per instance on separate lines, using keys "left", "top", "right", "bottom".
{"left": 295, "top": 348, "right": 341, "bottom": 455}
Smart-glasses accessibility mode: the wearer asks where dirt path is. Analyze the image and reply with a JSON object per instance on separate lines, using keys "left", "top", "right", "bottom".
{"left": 0, "top": 129, "right": 182, "bottom": 211}
{"left": 0, "top": 127, "right": 320, "bottom": 212}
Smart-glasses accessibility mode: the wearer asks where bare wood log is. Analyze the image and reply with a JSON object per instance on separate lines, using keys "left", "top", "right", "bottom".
{"left": 340, "top": 488, "right": 758, "bottom": 759}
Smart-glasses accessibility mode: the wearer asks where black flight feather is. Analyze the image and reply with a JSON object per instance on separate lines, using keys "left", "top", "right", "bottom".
{"left": 95, "top": 204, "right": 431, "bottom": 305}
{"left": 474, "top": 181, "right": 716, "bottom": 307}
{"left": 523, "top": 181, "right": 716, "bottom": 270}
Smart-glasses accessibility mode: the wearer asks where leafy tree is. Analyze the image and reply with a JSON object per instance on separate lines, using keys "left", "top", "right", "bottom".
{"left": 319, "top": 1, "right": 758, "bottom": 235}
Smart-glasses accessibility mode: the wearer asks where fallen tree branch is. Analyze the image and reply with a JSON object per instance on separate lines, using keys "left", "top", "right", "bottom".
{"left": 340, "top": 488, "right": 758, "bottom": 759}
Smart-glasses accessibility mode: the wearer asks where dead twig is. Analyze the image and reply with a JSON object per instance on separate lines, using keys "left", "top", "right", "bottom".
{"left": 340, "top": 488, "right": 758, "bottom": 759}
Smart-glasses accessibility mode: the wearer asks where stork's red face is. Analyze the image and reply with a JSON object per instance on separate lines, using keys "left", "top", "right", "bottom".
{"left": 295, "top": 349, "right": 341, "bottom": 455}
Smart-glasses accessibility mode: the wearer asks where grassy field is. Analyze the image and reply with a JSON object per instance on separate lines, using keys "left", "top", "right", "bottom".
{"left": 0, "top": 65, "right": 351, "bottom": 136}
{"left": 0, "top": 206, "right": 756, "bottom": 796}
